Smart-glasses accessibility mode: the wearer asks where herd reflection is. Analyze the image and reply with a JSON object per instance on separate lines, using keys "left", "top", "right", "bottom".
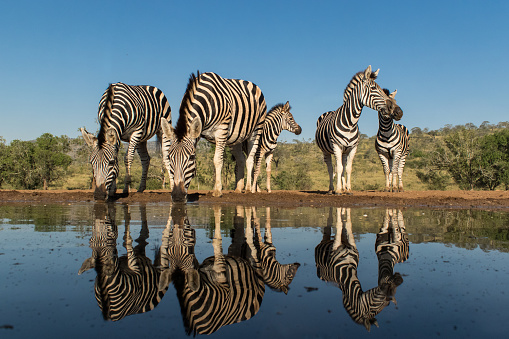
{"left": 80, "top": 204, "right": 409, "bottom": 334}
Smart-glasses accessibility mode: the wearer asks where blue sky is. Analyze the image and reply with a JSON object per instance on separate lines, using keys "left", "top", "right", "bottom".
{"left": 1, "top": 0, "right": 508, "bottom": 143}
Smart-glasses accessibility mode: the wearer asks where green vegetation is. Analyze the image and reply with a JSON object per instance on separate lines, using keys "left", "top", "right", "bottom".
{"left": 0, "top": 121, "right": 508, "bottom": 191}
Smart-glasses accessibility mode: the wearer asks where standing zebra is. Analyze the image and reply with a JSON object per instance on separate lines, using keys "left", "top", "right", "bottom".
{"left": 315, "top": 207, "right": 402, "bottom": 331}
{"left": 81, "top": 83, "right": 172, "bottom": 200}
{"left": 375, "top": 89, "right": 409, "bottom": 192}
{"left": 159, "top": 204, "right": 265, "bottom": 335}
{"left": 315, "top": 66, "right": 393, "bottom": 195}
{"left": 250, "top": 102, "right": 302, "bottom": 193}
{"left": 160, "top": 71, "right": 267, "bottom": 201}
{"left": 79, "top": 204, "right": 168, "bottom": 321}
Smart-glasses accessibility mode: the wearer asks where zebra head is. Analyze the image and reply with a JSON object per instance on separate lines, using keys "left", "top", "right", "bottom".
{"left": 81, "top": 127, "right": 120, "bottom": 200}
{"left": 160, "top": 118, "right": 200, "bottom": 202}
{"left": 279, "top": 101, "right": 302, "bottom": 135}
{"left": 381, "top": 89, "right": 404, "bottom": 121}
{"left": 357, "top": 65, "right": 391, "bottom": 117}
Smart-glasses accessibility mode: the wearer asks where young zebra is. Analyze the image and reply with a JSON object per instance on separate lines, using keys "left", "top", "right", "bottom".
{"left": 78, "top": 204, "right": 168, "bottom": 321}
{"left": 315, "top": 66, "right": 392, "bottom": 195}
{"left": 315, "top": 207, "right": 402, "bottom": 331}
{"left": 160, "top": 71, "right": 267, "bottom": 201}
{"left": 250, "top": 102, "right": 302, "bottom": 193}
{"left": 375, "top": 89, "right": 409, "bottom": 192}
{"left": 81, "top": 83, "right": 172, "bottom": 200}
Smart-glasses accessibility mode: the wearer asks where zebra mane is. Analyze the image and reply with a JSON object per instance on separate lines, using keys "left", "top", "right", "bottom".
{"left": 97, "top": 84, "right": 116, "bottom": 146}
{"left": 342, "top": 70, "right": 378, "bottom": 103}
{"left": 382, "top": 88, "right": 390, "bottom": 96}
{"left": 175, "top": 72, "right": 200, "bottom": 140}
{"left": 268, "top": 103, "right": 291, "bottom": 116}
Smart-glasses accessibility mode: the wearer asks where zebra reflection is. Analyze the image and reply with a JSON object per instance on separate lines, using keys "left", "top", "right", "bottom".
{"left": 79, "top": 203, "right": 168, "bottom": 321}
{"left": 315, "top": 207, "right": 406, "bottom": 331}
{"left": 159, "top": 205, "right": 299, "bottom": 335}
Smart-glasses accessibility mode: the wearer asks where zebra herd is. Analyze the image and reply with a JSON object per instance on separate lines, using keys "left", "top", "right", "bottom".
{"left": 81, "top": 65, "right": 409, "bottom": 201}
{"left": 79, "top": 204, "right": 408, "bottom": 333}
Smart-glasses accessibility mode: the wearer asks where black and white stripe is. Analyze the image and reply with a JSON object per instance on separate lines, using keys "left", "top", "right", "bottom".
{"left": 315, "top": 207, "right": 400, "bottom": 331}
{"left": 160, "top": 71, "right": 267, "bottom": 201}
{"left": 79, "top": 204, "right": 168, "bottom": 321}
{"left": 251, "top": 102, "right": 302, "bottom": 193}
{"left": 81, "top": 83, "right": 172, "bottom": 200}
{"left": 375, "top": 89, "right": 409, "bottom": 192}
{"left": 315, "top": 66, "right": 391, "bottom": 195}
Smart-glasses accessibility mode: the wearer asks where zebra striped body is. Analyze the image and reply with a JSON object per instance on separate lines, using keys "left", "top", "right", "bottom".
{"left": 315, "top": 66, "right": 392, "bottom": 195}
{"left": 376, "top": 209, "right": 409, "bottom": 289}
{"left": 81, "top": 83, "right": 172, "bottom": 200}
{"left": 79, "top": 204, "right": 168, "bottom": 321}
{"left": 159, "top": 205, "right": 265, "bottom": 335}
{"left": 160, "top": 71, "right": 267, "bottom": 201}
{"left": 375, "top": 90, "right": 409, "bottom": 192}
{"left": 315, "top": 207, "right": 400, "bottom": 331}
{"left": 251, "top": 102, "right": 302, "bottom": 193}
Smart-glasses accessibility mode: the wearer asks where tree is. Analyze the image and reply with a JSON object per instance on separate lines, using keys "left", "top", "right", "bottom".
{"left": 34, "top": 133, "right": 72, "bottom": 189}
{"left": 476, "top": 130, "right": 509, "bottom": 190}
{"left": 5, "top": 139, "right": 40, "bottom": 189}
{"left": 0, "top": 137, "right": 8, "bottom": 187}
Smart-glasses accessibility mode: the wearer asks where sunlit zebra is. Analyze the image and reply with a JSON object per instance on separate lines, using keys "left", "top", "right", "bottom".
{"left": 79, "top": 204, "right": 168, "bottom": 321}
{"left": 159, "top": 204, "right": 265, "bottom": 335}
{"left": 315, "top": 207, "right": 402, "bottom": 331}
{"left": 315, "top": 66, "right": 393, "bottom": 195}
{"left": 250, "top": 102, "right": 302, "bottom": 193}
{"left": 81, "top": 83, "right": 172, "bottom": 200}
{"left": 375, "top": 89, "right": 409, "bottom": 192}
{"left": 160, "top": 71, "right": 267, "bottom": 201}
{"left": 376, "top": 209, "right": 409, "bottom": 291}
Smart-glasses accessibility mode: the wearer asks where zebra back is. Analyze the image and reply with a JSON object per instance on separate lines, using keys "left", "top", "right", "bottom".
{"left": 79, "top": 204, "right": 168, "bottom": 321}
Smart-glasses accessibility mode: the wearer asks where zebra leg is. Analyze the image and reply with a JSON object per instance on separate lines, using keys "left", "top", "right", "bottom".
{"left": 251, "top": 148, "right": 266, "bottom": 193}
{"left": 244, "top": 137, "right": 259, "bottom": 193}
{"left": 333, "top": 145, "right": 345, "bottom": 195}
{"left": 377, "top": 153, "right": 391, "bottom": 192}
{"left": 136, "top": 141, "right": 150, "bottom": 192}
{"left": 265, "top": 152, "right": 274, "bottom": 193}
{"left": 160, "top": 129, "right": 172, "bottom": 190}
{"left": 124, "top": 134, "right": 141, "bottom": 194}
{"left": 231, "top": 144, "right": 246, "bottom": 193}
{"left": 343, "top": 146, "right": 357, "bottom": 195}
{"left": 323, "top": 153, "right": 335, "bottom": 194}
{"left": 389, "top": 155, "right": 398, "bottom": 192}
{"left": 212, "top": 141, "right": 227, "bottom": 197}
{"left": 397, "top": 152, "right": 408, "bottom": 192}
{"left": 212, "top": 206, "right": 227, "bottom": 284}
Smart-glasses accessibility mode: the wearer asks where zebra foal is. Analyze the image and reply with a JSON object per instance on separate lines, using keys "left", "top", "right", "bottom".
{"left": 315, "top": 66, "right": 393, "bottom": 195}
{"left": 375, "top": 89, "right": 409, "bottom": 192}
{"left": 250, "top": 101, "right": 302, "bottom": 193}
{"left": 81, "top": 83, "right": 172, "bottom": 200}
{"left": 160, "top": 71, "right": 267, "bottom": 201}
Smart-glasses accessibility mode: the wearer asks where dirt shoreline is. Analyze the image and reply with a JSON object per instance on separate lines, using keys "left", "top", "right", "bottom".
{"left": 2, "top": 189, "right": 509, "bottom": 210}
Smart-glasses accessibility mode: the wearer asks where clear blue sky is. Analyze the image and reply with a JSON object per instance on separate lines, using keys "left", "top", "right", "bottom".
{"left": 1, "top": 0, "right": 508, "bottom": 143}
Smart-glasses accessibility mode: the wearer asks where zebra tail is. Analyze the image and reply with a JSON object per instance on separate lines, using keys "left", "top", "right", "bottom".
{"left": 155, "top": 130, "right": 162, "bottom": 154}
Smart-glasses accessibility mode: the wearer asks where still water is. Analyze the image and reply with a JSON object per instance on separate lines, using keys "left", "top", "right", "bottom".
{"left": 1, "top": 202, "right": 508, "bottom": 338}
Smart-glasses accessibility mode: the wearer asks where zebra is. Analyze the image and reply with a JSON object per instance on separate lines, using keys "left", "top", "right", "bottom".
{"left": 250, "top": 102, "right": 302, "bottom": 193}
{"left": 160, "top": 71, "right": 267, "bottom": 201}
{"left": 315, "top": 207, "right": 402, "bottom": 331}
{"left": 78, "top": 203, "right": 168, "bottom": 321}
{"left": 315, "top": 66, "right": 394, "bottom": 195}
{"left": 375, "top": 89, "right": 409, "bottom": 192}
{"left": 81, "top": 83, "right": 172, "bottom": 200}
{"left": 232, "top": 206, "right": 300, "bottom": 293}
{"left": 159, "top": 204, "right": 265, "bottom": 335}
{"left": 375, "top": 209, "right": 409, "bottom": 292}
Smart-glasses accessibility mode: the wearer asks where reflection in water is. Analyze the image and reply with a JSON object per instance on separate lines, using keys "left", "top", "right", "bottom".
{"left": 159, "top": 204, "right": 300, "bottom": 335}
{"left": 79, "top": 203, "right": 168, "bottom": 321}
{"left": 315, "top": 208, "right": 409, "bottom": 331}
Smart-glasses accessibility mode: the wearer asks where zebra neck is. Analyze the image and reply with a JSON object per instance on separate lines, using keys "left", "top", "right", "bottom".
{"left": 377, "top": 113, "right": 395, "bottom": 136}
{"left": 336, "top": 94, "right": 363, "bottom": 130}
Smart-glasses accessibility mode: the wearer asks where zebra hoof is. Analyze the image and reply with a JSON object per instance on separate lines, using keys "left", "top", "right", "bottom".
{"left": 327, "top": 190, "right": 334, "bottom": 195}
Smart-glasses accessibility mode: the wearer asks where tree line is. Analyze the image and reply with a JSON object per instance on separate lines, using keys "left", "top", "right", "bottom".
{"left": 1, "top": 121, "right": 508, "bottom": 191}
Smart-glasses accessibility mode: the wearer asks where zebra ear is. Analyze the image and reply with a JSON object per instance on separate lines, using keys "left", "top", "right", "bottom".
{"left": 105, "top": 128, "right": 117, "bottom": 144}
{"left": 188, "top": 118, "right": 202, "bottom": 139}
{"left": 284, "top": 101, "right": 290, "bottom": 111}
{"left": 160, "top": 118, "right": 176, "bottom": 140}
{"left": 81, "top": 128, "right": 97, "bottom": 147}
{"left": 78, "top": 257, "right": 95, "bottom": 275}
{"left": 186, "top": 269, "right": 200, "bottom": 291}
{"left": 159, "top": 268, "right": 173, "bottom": 290}
{"left": 363, "top": 65, "right": 372, "bottom": 80}
{"left": 389, "top": 89, "right": 397, "bottom": 99}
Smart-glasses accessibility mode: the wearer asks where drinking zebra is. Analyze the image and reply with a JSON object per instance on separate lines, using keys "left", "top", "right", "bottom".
{"left": 315, "top": 207, "right": 402, "bottom": 331}
{"left": 375, "top": 89, "right": 409, "bottom": 192}
{"left": 160, "top": 71, "right": 267, "bottom": 201}
{"left": 81, "top": 83, "right": 172, "bottom": 200}
{"left": 78, "top": 204, "right": 168, "bottom": 321}
{"left": 159, "top": 204, "right": 265, "bottom": 335}
{"left": 250, "top": 102, "right": 302, "bottom": 193}
{"left": 315, "top": 66, "right": 393, "bottom": 195}
{"left": 376, "top": 209, "right": 409, "bottom": 291}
